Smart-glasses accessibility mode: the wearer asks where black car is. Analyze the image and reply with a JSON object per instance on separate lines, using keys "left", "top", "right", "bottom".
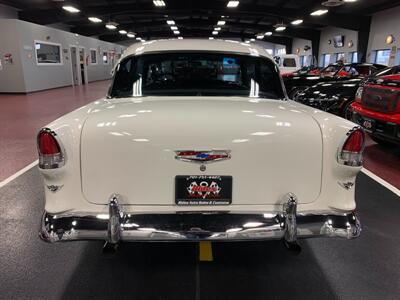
{"left": 294, "top": 65, "right": 397, "bottom": 119}
{"left": 284, "top": 63, "right": 386, "bottom": 99}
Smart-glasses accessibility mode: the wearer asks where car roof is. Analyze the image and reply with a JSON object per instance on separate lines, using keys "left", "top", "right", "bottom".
{"left": 121, "top": 39, "right": 274, "bottom": 60}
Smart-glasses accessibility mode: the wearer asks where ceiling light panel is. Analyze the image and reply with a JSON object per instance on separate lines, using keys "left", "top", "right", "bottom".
{"left": 310, "top": 9, "right": 329, "bottom": 16}
{"left": 88, "top": 17, "right": 102, "bottom": 23}
{"left": 166, "top": 20, "right": 175, "bottom": 25}
{"left": 62, "top": 6, "right": 80, "bottom": 13}
{"left": 291, "top": 19, "right": 303, "bottom": 25}
{"left": 217, "top": 21, "right": 226, "bottom": 26}
{"left": 227, "top": 1, "right": 239, "bottom": 8}
{"left": 153, "top": 0, "right": 166, "bottom": 7}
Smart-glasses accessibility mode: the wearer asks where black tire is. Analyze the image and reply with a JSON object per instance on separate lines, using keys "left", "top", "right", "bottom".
{"left": 370, "top": 135, "right": 397, "bottom": 147}
{"left": 289, "top": 87, "right": 305, "bottom": 100}
{"left": 341, "top": 101, "right": 354, "bottom": 121}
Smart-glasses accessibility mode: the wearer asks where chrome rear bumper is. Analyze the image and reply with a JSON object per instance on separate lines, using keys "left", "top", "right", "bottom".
{"left": 40, "top": 194, "right": 361, "bottom": 243}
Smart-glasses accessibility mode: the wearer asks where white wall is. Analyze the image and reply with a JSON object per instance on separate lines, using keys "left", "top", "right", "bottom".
{"left": 0, "top": 19, "right": 126, "bottom": 93}
{"left": 292, "top": 38, "right": 313, "bottom": 66}
{"left": 0, "top": 4, "right": 18, "bottom": 19}
{"left": 367, "top": 6, "right": 400, "bottom": 66}
{"left": 319, "top": 26, "right": 358, "bottom": 64}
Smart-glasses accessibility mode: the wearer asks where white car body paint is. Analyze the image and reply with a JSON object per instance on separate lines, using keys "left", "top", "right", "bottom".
{"left": 39, "top": 39, "right": 361, "bottom": 217}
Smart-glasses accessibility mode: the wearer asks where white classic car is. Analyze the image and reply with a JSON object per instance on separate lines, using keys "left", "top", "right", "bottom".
{"left": 39, "top": 39, "right": 362, "bottom": 251}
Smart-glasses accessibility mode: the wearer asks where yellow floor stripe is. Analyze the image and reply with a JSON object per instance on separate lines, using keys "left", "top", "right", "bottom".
{"left": 199, "top": 241, "right": 213, "bottom": 262}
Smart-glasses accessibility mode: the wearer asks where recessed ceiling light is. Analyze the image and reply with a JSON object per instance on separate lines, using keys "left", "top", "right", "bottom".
{"left": 62, "top": 6, "right": 80, "bottom": 13}
{"left": 170, "top": 26, "right": 178, "bottom": 30}
{"left": 178, "top": 36, "right": 183, "bottom": 40}
{"left": 136, "top": 37, "right": 142, "bottom": 41}
{"left": 227, "top": 1, "right": 239, "bottom": 8}
{"left": 166, "top": 20, "right": 175, "bottom": 25}
{"left": 311, "top": 9, "right": 328, "bottom": 16}
{"left": 153, "top": 0, "right": 166, "bottom": 7}
{"left": 209, "top": 37, "right": 214, "bottom": 40}
{"left": 214, "top": 27, "right": 221, "bottom": 31}
{"left": 250, "top": 38, "right": 255, "bottom": 42}
{"left": 344, "top": 0, "right": 358, "bottom": 2}
{"left": 105, "top": 22, "right": 118, "bottom": 30}
{"left": 88, "top": 17, "right": 102, "bottom": 23}
{"left": 127, "top": 32, "right": 136, "bottom": 38}
{"left": 173, "top": 30, "right": 180, "bottom": 34}
{"left": 275, "top": 26, "right": 286, "bottom": 32}
{"left": 291, "top": 19, "right": 303, "bottom": 25}
{"left": 119, "top": 30, "right": 127, "bottom": 35}
{"left": 212, "top": 31, "right": 218, "bottom": 35}
{"left": 256, "top": 35, "right": 264, "bottom": 39}
{"left": 265, "top": 31, "right": 273, "bottom": 36}
{"left": 245, "top": 40, "right": 250, "bottom": 44}
{"left": 217, "top": 20, "right": 226, "bottom": 26}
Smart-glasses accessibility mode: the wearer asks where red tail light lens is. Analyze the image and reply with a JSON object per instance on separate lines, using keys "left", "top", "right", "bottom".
{"left": 38, "top": 131, "right": 61, "bottom": 155}
{"left": 338, "top": 128, "right": 365, "bottom": 167}
{"left": 343, "top": 130, "right": 364, "bottom": 152}
{"left": 37, "top": 128, "right": 65, "bottom": 169}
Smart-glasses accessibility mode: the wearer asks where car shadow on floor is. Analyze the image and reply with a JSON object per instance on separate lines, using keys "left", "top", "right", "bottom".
{"left": 60, "top": 240, "right": 337, "bottom": 300}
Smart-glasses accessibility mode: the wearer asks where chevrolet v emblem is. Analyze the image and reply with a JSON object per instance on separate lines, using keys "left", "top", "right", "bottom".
{"left": 175, "top": 150, "right": 231, "bottom": 164}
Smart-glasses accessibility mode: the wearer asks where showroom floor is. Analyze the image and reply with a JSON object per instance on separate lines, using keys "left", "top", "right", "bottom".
{"left": 0, "top": 169, "right": 399, "bottom": 300}
{"left": 0, "top": 81, "right": 399, "bottom": 299}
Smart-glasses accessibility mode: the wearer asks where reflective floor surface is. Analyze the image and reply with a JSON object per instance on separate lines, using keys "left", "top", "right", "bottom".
{"left": 0, "top": 169, "right": 399, "bottom": 300}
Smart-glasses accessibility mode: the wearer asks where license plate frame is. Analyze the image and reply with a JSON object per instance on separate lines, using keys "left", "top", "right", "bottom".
{"left": 175, "top": 175, "right": 232, "bottom": 206}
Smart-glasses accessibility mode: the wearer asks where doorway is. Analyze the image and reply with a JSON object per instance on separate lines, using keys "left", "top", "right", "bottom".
{"left": 79, "top": 47, "right": 88, "bottom": 85}
{"left": 70, "top": 46, "right": 79, "bottom": 86}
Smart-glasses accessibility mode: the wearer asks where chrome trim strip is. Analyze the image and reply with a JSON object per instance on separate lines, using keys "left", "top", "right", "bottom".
{"left": 39, "top": 210, "right": 361, "bottom": 243}
{"left": 283, "top": 193, "right": 298, "bottom": 243}
{"left": 108, "top": 194, "right": 121, "bottom": 244}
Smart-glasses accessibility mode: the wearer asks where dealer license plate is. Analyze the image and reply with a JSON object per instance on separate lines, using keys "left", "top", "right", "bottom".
{"left": 175, "top": 175, "right": 232, "bottom": 205}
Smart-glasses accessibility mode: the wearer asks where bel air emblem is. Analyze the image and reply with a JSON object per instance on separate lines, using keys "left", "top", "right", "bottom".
{"left": 175, "top": 150, "right": 231, "bottom": 164}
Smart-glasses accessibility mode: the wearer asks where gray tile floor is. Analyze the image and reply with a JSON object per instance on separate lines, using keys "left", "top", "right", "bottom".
{"left": 1, "top": 168, "right": 399, "bottom": 300}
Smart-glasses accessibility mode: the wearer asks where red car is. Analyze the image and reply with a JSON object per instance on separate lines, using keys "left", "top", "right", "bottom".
{"left": 352, "top": 66, "right": 400, "bottom": 146}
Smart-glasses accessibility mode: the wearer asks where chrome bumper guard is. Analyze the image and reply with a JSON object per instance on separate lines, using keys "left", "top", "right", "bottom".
{"left": 40, "top": 193, "right": 361, "bottom": 243}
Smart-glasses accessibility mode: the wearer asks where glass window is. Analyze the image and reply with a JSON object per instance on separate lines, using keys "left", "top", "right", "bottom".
{"left": 323, "top": 54, "right": 331, "bottom": 67}
{"left": 336, "top": 53, "right": 346, "bottom": 62}
{"left": 35, "top": 41, "right": 62, "bottom": 65}
{"left": 351, "top": 52, "right": 358, "bottom": 63}
{"left": 103, "top": 52, "right": 109, "bottom": 64}
{"left": 375, "top": 50, "right": 391, "bottom": 65}
{"left": 90, "top": 49, "right": 97, "bottom": 64}
{"left": 276, "top": 48, "right": 286, "bottom": 55}
{"left": 110, "top": 52, "right": 285, "bottom": 99}
{"left": 265, "top": 49, "right": 273, "bottom": 55}
{"left": 283, "top": 58, "right": 296, "bottom": 67}
{"left": 300, "top": 56, "right": 305, "bottom": 67}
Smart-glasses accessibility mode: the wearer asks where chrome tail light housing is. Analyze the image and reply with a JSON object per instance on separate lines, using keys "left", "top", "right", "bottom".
{"left": 338, "top": 127, "right": 365, "bottom": 167}
{"left": 37, "top": 128, "right": 66, "bottom": 169}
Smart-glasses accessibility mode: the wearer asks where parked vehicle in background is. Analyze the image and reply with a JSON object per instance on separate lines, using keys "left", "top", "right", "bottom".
{"left": 352, "top": 66, "right": 400, "bottom": 146}
{"left": 274, "top": 54, "right": 300, "bottom": 75}
{"left": 281, "top": 66, "right": 322, "bottom": 78}
{"left": 293, "top": 66, "right": 392, "bottom": 119}
{"left": 284, "top": 63, "right": 386, "bottom": 99}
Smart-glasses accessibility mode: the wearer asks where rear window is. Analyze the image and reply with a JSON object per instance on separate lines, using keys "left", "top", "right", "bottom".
{"left": 109, "top": 52, "right": 285, "bottom": 99}
{"left": 283, "top": 58, "right": 296, "bottom": 67}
